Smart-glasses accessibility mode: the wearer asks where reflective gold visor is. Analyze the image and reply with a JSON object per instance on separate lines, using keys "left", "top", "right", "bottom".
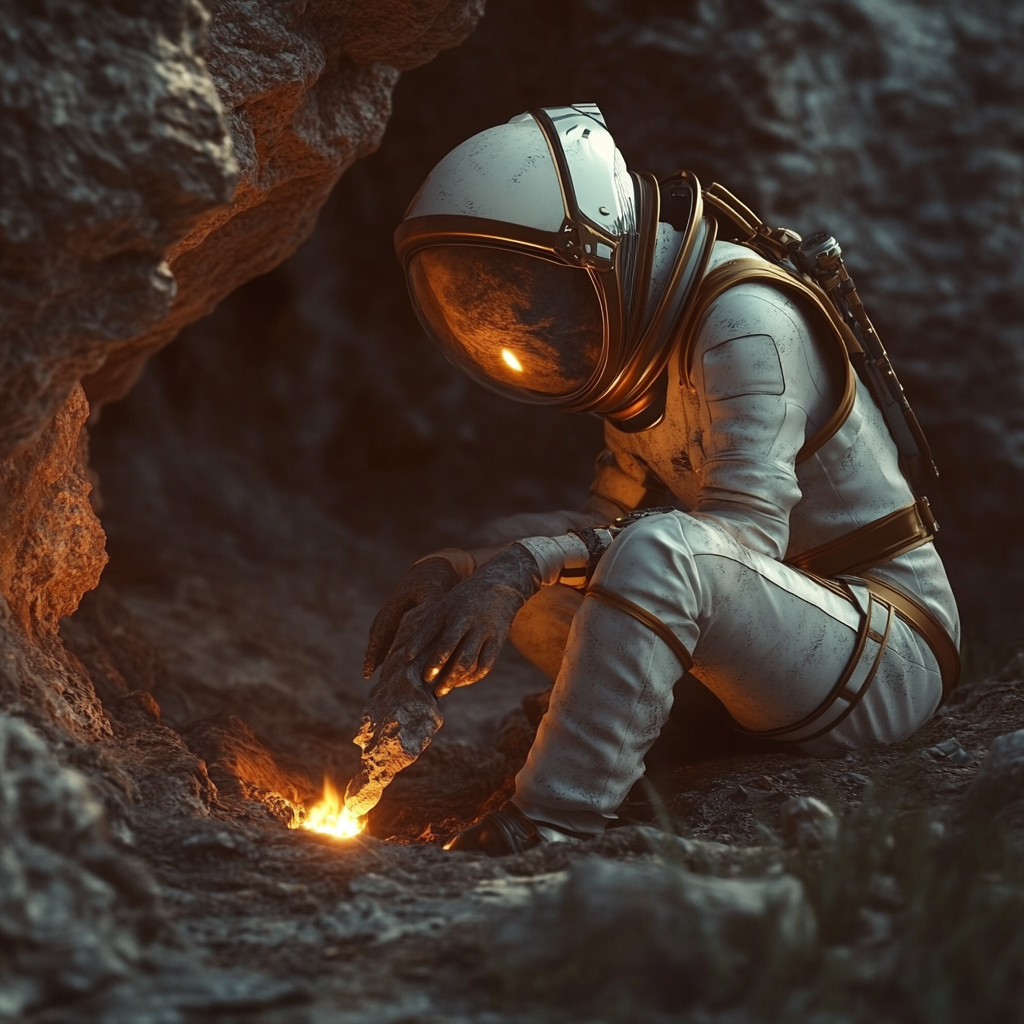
{"left": 407, "top": 245, "right": 604, "bottom": 401}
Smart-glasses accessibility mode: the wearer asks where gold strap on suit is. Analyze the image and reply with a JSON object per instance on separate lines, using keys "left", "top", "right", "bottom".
{"left": 733, "top": 582, "right": 894, "bottom": 743}
{"left": 583, "top": 560, "right": 958, "bottom": 747}
{"left": 584, "top": 585, "right": 694, "bottom": 673}
{"left": 786, "top": 496, "right": 938, "bottom": 579}
{"left": 855, "top": 571, "right": 961, "bottom": 704}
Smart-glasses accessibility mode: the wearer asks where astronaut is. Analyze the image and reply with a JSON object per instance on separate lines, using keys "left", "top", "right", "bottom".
{"left": 363, "top": 104, "right": 960, "bottom": 855}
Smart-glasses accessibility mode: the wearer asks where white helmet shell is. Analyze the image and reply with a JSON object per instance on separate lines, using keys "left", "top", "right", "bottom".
{"left": 407, "top": 116, "right": 564, "bottom": 231}
{"left": 407, "top": 107, "right": 632, "bottom": 240}
{"left": 395, "top": 104, "right": 709, "bottom": 426}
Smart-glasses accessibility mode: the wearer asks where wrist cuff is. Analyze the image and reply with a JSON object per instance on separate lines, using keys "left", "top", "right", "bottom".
{"left": 517, "top": 529, "right": 616, "bottom": 589}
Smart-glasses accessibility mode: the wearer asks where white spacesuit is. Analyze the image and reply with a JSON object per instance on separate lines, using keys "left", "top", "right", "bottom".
{"left": 372, "top": 104, "right": 959, "bottom": 854}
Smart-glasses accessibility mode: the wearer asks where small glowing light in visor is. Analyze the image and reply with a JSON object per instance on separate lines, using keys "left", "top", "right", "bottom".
{"left": 501, "top": 349, "right": 524, "bottom": 372}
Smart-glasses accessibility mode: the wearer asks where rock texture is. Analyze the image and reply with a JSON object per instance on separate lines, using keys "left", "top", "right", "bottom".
{"left": 0, "top": 386, "right": 106, "bottom": 641}
{"left": 0, "top": 713, "right": 158, "bottom": 1019}
{"left": 0, "top": 385, "right": 110, "bottom": 742}
{"left": 0, "top": 0, "right": 237, "bottom": 460}
{"left": 82, "top": 0, "right": 486, "bottom": 409}
{"left": 0, "top": 0, "right": 485, "bottom": 463}
{"left": 492, "top": 856, "right": 816, "bottom": 1010}
{"left": 1, "top": 2, "right": 486, "bottom": 1018}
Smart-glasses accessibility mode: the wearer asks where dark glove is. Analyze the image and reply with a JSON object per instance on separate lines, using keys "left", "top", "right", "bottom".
{"left": 364, "top": 557, "right": 463, "bottom": 678}
{"left": 401, "top": 544, "right": 542, "bottom": 696}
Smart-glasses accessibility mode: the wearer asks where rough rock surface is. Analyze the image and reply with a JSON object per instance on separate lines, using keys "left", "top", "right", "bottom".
{"left": 81, "top": 0, "right": 485, "bottom": 409}
{"left": 492, "top": 856, "right": 816, "bottom": 1010}
{"left": 0, "top": 0, "right": 237, "bottom": 460}
{"left": 1, "top": 1, "right": 485, "bottom": 1017}
{"left": 0, "top": 385, "right": 106, "bottom": 640}
{"left": 0, "top": 385, "right": 110, "bottom": 742}
{"left": 0, "top": 713, "right": 157, "bottom": 1020}
{"left": 0, "top": 0, "right": 485, "bottom": 462}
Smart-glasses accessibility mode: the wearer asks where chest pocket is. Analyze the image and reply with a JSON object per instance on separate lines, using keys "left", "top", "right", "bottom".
{"left": 701, "top": 334, "right": 784, "bottom": 400}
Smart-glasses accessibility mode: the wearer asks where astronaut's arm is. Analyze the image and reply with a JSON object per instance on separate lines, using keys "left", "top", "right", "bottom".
{"left": 411, "top": 445, "right": 647, "bottom": 574}
{"left": 463, "top": 450, "right": 642, "bottom": 557}
{"left": 688, "top": 287, "right": 835, "bottom": 559}
{"left": 363, "top": 473, "right": 618, "bottom": 676}
{"left": 366, "top": 434, "right": 652, "bottom": 675}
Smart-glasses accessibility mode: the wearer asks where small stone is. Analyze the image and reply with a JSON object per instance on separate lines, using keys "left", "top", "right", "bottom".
{"left": 924, "top": 737, "right": 974, "bottom": 765}
{"left": 778, "top": 796, "right": 839, "bottom": 849}
{"left": 180, "top": 830, "right": 251, "bottom": 856}
{"left": 110, "top": 691, "right": 162, "bottom": 726}
{"left": 838, "top": 771, "right": 871, "bottom": 788}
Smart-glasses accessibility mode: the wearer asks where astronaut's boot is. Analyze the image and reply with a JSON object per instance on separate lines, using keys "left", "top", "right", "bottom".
{"left": 443, "top": 800, "right": 591, "bottom": 855}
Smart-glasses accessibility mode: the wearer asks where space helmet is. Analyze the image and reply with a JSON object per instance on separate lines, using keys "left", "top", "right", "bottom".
{"left": 394, "top": 104, "right": 716, "bottom": 429}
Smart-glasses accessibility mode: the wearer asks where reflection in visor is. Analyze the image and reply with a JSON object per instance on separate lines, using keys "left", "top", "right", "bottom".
{"left": 408, "top": 245, "right": 604, "bottom": 399}
{"left": 501, "top": 349, "right": 523, "bottom": 372}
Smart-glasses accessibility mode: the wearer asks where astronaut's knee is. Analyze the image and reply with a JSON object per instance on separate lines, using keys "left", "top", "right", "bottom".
{"left": 598, "top": 511, "right": 708, "bottom": 591}
{"left": 612, "top": 511, "right": 679, "bottom": 556}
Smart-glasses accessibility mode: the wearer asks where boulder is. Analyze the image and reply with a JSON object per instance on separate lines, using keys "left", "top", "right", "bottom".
{"left": 964, "top": 729, "right": 1024, "bottom": 813}
{"left": 492, "top": 855, "right": 816, "bottom": 1009}
{"left": 778, "top": 796, "right": 840, "bottom": 850}
{"left": 0, "top": 0, "right": 485, "bottom": 465}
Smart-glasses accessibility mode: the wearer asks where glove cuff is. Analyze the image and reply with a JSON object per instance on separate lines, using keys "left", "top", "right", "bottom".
{"left": 412, "top": 547, "right": 476, "bottom": 580}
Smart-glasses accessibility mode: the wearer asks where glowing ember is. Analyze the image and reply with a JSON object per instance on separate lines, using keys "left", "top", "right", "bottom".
{"left": 501, "top": 348, "right": 523, "bottom": 372}
{"left": 293, "top": 777, "right": 365, "bottom": 839}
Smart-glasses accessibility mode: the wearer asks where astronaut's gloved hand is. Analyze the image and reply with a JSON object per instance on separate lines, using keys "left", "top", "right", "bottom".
{"left": 364, "top": 557, "right": 464, "bottom": 678}
{"left": 402, "top": 544, "right": 543, "bottom": 696}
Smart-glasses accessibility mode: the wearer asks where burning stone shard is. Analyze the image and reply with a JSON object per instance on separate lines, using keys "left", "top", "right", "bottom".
{"left": 343, "top": 654, "right": 444, "bottom": 819}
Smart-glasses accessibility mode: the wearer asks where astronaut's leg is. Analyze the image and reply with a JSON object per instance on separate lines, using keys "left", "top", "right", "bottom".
{"left": 512, "top": 511, "right": 943, "bottom": 836}
{"left": 509, "top": 584, "right": 582, "bottom": 681}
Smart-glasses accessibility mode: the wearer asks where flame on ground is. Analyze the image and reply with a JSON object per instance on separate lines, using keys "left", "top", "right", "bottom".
{"left": 292, "top": 777, "right": 366, "bottom": 839}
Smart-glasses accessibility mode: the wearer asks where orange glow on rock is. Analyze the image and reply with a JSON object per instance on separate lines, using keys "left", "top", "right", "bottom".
{"left": 291, "top": 777, "right": 365, "bottom": 840}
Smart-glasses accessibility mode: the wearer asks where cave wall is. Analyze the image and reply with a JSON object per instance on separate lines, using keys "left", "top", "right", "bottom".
{"left": 0, "top": 1, "right": 485, "bottom": 1014}
{"left": 0, "top": 0, "right": 484, "bottom": 463}
{"left": 97, "top": 0, "right": 1024, "bottom": 644}
{"left": 0, "top": 0, "right": 484, "bottom": 727}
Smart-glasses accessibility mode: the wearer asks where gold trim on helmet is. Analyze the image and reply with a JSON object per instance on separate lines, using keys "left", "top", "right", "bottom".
{"left": 395, "top": 105, "right": 715, "bottom": 423}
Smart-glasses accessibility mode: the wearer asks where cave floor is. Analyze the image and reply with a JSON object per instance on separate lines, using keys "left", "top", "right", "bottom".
{"left": 47, "top": 489, "right": 1024, "bottom": 1023}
